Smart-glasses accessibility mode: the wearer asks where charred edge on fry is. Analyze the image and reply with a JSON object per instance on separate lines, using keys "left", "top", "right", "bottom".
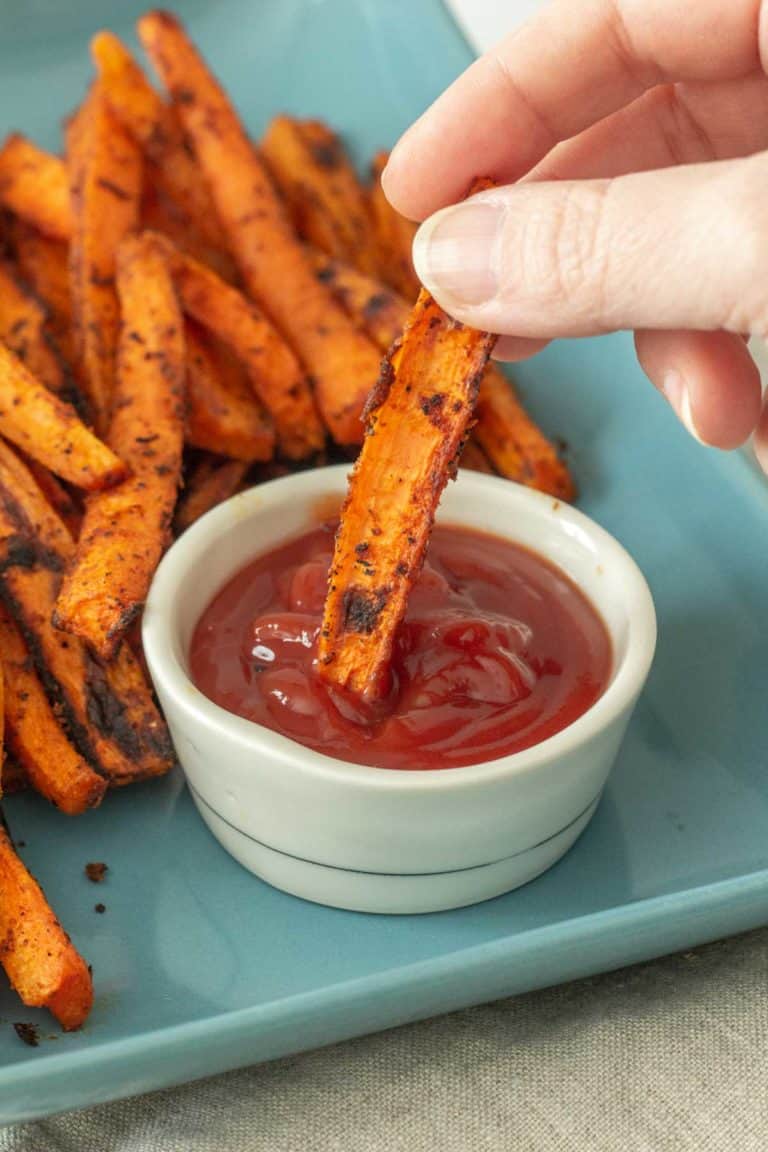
{"left": 341, "top": 586, "right": 389, "bottom": 634}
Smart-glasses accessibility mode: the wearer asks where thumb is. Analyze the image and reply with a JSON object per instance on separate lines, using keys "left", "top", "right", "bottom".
{"left": 411, "top": 155, "right": 768, "bottom": 338}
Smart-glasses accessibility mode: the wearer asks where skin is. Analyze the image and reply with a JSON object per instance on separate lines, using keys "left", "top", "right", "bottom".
{"left": 382, "top": 0, "right": 768, "bottom": 468}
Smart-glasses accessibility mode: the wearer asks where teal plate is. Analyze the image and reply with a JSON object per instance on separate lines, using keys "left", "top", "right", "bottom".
{"left": 1, "top": 0, "right": 768, "bottom": 1126}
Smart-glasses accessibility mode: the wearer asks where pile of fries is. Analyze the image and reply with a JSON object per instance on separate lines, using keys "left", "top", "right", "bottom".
{"left": 0, "top": 10, "right": 573, "bottom": 1032}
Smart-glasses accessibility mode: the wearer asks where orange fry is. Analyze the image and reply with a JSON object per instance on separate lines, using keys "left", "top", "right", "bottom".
{"left": 262, "top": 116, "right": 379, "bottom": 275}
{"left": 312, "top": 252, "right": 574, "bottom": 498}
{"left": 175, "top": 455, "right": 248, "bottom": 534}
{"left": 67, "top": 82, "right": 142, "bottom": 433}
{"left": 185, "top": 321, "right": 275, "bottom": 462}
{"left": 0, "top": 135, "right": 72, "bottom": 241}
{"left": 92, "top": 30, "right": 227, "bottom": 252}
{"left": 0, "top": 440, "right": 174, "bottom": 784}
{"left": 9, "top": 221, "right": 78, "bottom": 368}
{"left": 55, "top": 232, "right": 185, "bottom": 660}
{"left": 139, "top": 10, "right": 381, "bottom": 446}
{"left": 459, "top": 438, "right": 494, "bottom": 473}
{"left": 0, "top": 341, "right": 125, "bottom": 489}
{"left": 0, "top": 603, "right": 106, "bottom": 814}
{"left": 309, "top": 249, "right": 408, "bottom": 350}
{"left": 154, "top": 234, "right": 324, "bottom": 459}
{"left": 474, "top": 368, "right": 575, "bottom": 500}
{"left": 0, "top": 258, "right": 80, "bottom": 408}
{"left": 0, "top": 825, "right": 93, "bottom": 1029}
{"left": 318, "top": 290, "right": 495, "bottom": 705}
{"left": 369, "top": 151, "right": 420, "bottom": 301}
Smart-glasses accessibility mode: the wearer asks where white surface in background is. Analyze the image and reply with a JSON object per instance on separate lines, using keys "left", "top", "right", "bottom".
{"left": 444, "top": 0, "right": 541, "bottom": 52}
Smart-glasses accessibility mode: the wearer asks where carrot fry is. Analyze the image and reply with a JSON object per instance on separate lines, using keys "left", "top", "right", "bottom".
{"left": 0, "top": 341, "right": 125, "bottom": 489}
{"left": 0, "top": 439, "right": 174, "bottom": 784}
{"left": 175, "top": 456, "right": 248, "bottom": 534}
{"left": 0, "top": 603, "right": 106, "bottom": 814}
{"left": 153, "top": 234, "right": 323, "bottom": 458}
{"left": 0, "top": 258, "right": 82, "bottom": 411}
{"left": 55, "top": 232, "right": 185, "bottom": 660}
{"left": 311, "top": 251, "right": 575, "bottom": 497}
{"left": 0, "top": 135, "right": 72, "bottom": 241}
{"left": 0, "top": 824, "right": 93, "bottom": 1029}
{"left": 369, "top": 151, "right": 420, "bottom": 301}
{"left": 474, "top": 367, "right": 576, "bottom": 500}
{"left": 317, "top": 290, "right": 495, "bottom": 705}
{"left": 262, "top": 116, "right": 379, "bottom": 275}
{"left": 185, "top": 320, "right": 275, "bottom": 462}
{"left": 139, "top": 11, "right": 381, "bottom": 446}
{"left": 67, "top": 82, "right": 142, "bottom": 433}
{"left": 9, "top": 221, "right": 78, "bottom": 368}
{"left": 459, "top": 438, "right": 494, "bottom": 473}
{"left": 92, "top": 30, "right": 227, "bottom": 253}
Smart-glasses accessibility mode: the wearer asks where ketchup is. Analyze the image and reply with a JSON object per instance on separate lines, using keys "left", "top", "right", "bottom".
{"left": 190, "top": 523, "right": 611, "bottom": 770}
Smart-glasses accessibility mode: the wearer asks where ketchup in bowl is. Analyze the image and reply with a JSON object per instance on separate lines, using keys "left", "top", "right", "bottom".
{"left": 190, "top": 523, "right": 611, "bottom": 770}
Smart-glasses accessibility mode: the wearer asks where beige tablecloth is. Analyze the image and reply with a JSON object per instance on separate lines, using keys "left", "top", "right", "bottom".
{"left": 2, "top": 928, "right": 767, "bottom": 1151}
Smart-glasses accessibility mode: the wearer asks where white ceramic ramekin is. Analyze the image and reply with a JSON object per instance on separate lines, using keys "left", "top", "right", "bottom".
{"left": 143, "top": 466, "right": 656, "bottom": 914}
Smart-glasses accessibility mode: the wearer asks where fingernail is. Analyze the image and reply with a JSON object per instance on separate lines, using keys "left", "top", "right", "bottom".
{"left": 413, "top": 200, "right": 504, "bottom": 307}
{"left": 661, "top": 370, "right": 705, "bottom": 444}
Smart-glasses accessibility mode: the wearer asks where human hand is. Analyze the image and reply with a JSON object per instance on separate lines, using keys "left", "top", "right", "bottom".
{"left": 382, "top": 0, "right": 768, "bottom": 466}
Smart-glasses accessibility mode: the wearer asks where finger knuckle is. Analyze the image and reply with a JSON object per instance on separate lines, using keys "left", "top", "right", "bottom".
{"left": 510, "top": 183, "right": 612, "bottom": 318}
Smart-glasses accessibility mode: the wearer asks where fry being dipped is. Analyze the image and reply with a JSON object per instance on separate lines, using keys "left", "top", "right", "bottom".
{"left": 55, "top": 231, "right": 185, "bottom": 660}
{"left": 317, "top": 288, "right": 496, "bottom": 706}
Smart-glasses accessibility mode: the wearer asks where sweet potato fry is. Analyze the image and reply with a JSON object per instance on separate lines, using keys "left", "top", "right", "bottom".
{"left": 92, "top": 30, "right": 227, "bottom": 253}
{"left": 369, "top": 151, "right": 419, "bottom": 301}
{"left": 0, "top": 440, "right": 174, "bottom": 783}
{"left": 262, "top": 116, "right": 379, "bottom": 275}
{"left": 0, "top": 824, "right": 92, "bottom": 1029}
{"left": 154, "top": 234, "right": 323, "bottom": 458}
{"left": 67, "top": 81, "right": 142, "bottom": 433}
{"left": 140, "top": 172, "right": 237, "bottom": 283}
{"left": 0, "top": 135, "right": 72, "bottom": 241}
{"left": 175, "top": 455, "right": 248, "bottom": 534}
{"left": 309, "top": 249, "right": 408, "bottom": 350}
{"left": 459, "top": 438, "right": 494, "bottom": 473}
{"left": 0, "top": 258, "right": 80, "bottom": 408}
{"left": 55, "top": 232, "right": 185, "bottom": 660}
{"left": 0, "top": 341, "right": 125, "bottom": 489}
{"left": 474, "top": 367, "right": 575, "bottom": 500}
{"left": 185, "top": 320, "right": 275, "bottom": 462}
{"left": 19, "top": 455, "right": 83, "bottom": 539}
{"left": 139, "top": 11, "right": 381, "bottom": 446}
{"left": 318, "top": 290, "right": 495, "bottom": 705}
{"left": 311, "top": 252, "right": 574, "bottom": 497}
{"left": 0, "top": 603, "right": 106, "bottom": 814}
{"left": 9, "top": 221, "right": 78, "bottom": 368}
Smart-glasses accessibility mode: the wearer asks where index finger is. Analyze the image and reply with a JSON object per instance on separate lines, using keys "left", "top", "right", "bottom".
{"left": 383, "top": 0, "right": 763, "bottom": 220}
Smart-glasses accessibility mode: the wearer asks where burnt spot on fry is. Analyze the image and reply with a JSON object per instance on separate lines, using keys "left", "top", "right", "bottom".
{"left": 13, "top": 1022, "right": 39, "bottom": 1047}
{"left": 363, "top": 293, "right": 390, "bottom": 319}
{"left": 362, "top": 356, "right": 395, "bottom": 423}
{"left": 95, "top": 178, "right": 132, "bottom": 202}
{"left": 341, "top": 586, "right": 388, "bottom": 635}
{"left": 419, "top": 393, "right": 446, "bottom": 427}
{"left": 308, "top": 138, "right": 342, "bottom": 170}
